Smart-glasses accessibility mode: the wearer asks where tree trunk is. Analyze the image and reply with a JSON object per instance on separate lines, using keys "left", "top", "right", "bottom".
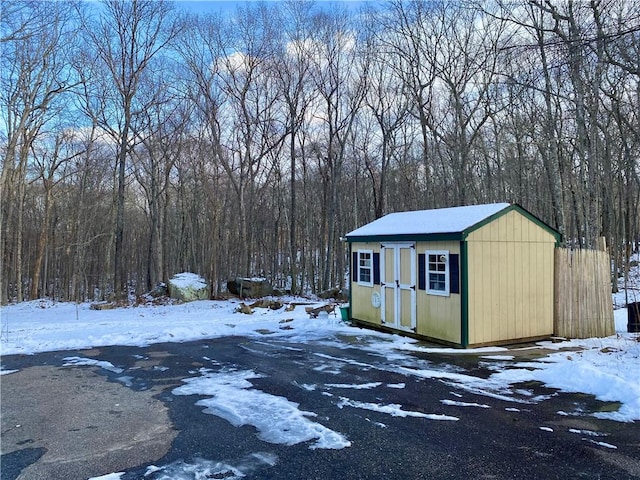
{"left": 114, "top": 124, "right": 128, "bottom": 300}
{"left": 289, "top": 124, "right": 298, "bottom": 294}
{"left": 31, "top": 181, "right": 54, "bottom": 299}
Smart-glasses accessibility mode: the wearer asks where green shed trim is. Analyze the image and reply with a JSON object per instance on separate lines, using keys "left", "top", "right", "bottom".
{"left": 346, "top": 233, "right": 464, "bottom": 244}
{"left": 461, "top": 204, "right": 562, "bottom": 245}
{"left": 460, "top": 240, "right": 469, "bottom": 348}
{"left": 348, "top": 242, "right": 353, "bottom": 319}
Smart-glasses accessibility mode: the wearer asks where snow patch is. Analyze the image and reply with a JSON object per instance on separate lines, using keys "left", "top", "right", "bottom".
{"left": 297, "top": 383, "right": 317, "bottom": 391}
{"left": 490, "top": 334, "right": 640, "bottom": 422}
{"left": 144, "top": 453, "right": 277, "bottom": 480}
{"left": 440, "top": 399, "right": 491, "bottom": 409}
{"left": 569, "top": 428, "right": 606, "bottom": 437}
{"left": 173, "top": 369, "right": 350, "bottom": 449}
{"left": 337, "top": 397, "right": 458, "bottom": 421}
{"left": 366, "top": 418, "right": 387, "bottom": 428}
{"left": 325, "top": 382, "right": 382, "bottom": 390}
{"left": 168, "top": 272, "right": 208, "bottom": 290}
{"left": 62, "top": 356, "right": 123, "bottom": 373}
{"left": 396, "top": 365, "right": 532, "bottom": 404}
{"left": 588, "top": 440, "right": 617, "bottom": 449}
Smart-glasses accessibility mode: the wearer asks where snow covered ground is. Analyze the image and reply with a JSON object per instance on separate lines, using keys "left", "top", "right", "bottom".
{"left": 2, "top": 279, "right": 639, "bottom": 480}
{"left": 1, "top": 294, "right": 638, "bottom": 425}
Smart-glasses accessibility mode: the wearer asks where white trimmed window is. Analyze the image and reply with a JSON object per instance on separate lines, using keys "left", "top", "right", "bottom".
{"left": 357, "top": 250, "right": 374, "bottom": 287}
{"left": 427, "top": 250, "right": 449, "bottom": 296}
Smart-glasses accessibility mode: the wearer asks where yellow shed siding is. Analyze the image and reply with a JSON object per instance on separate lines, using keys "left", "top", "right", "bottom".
{"left": 351, "top": 283, "right": 381, "bottom": 324}
{"left": 466, "top": 210, "right": 556, "bottom": 345}
{"left": 350, "top": 242, "right": 381, "bottom": 325}
{"left": 415, "top": 241, "right": 461, "bottom": 344}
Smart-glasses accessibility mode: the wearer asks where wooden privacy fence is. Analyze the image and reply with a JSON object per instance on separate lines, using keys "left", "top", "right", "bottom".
{"left": 554, "top": 247, "right": 614, "bottom": 338}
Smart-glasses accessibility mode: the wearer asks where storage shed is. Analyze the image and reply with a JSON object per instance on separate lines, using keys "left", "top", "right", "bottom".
{"left": 345, "top": 203, "right": 561, "bottom": 347}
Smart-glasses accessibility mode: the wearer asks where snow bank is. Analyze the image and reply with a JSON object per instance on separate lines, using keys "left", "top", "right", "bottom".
{"left": 0, "top": 298, "right": 352, "bottom": 356}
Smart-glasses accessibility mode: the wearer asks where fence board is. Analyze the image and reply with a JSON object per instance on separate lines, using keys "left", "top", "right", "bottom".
{"left": 554, "top": 248, "right": 614, "bottom": 338}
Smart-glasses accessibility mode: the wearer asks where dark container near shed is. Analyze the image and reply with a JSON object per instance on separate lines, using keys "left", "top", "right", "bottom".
{"left": 629, "top": 302, "right": 640, "bottom": 333}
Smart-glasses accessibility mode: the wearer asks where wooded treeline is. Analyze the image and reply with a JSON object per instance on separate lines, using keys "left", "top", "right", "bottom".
{"left": 2, "top": 0, "right": 639, "bottom": 303}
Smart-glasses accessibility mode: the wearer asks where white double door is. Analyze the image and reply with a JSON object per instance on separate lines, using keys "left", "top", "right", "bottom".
{"left": 380, "top": 243, "right": 416, "bottom": 332}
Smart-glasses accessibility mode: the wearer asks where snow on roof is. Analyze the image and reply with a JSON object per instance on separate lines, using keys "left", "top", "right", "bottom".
{"left": 346, "top": 203, "right": 511, "bottom": 238}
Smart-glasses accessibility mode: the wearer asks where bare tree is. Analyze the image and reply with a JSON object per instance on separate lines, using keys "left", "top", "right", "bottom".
{"left": 131, "top": 65, "right": 188, "bottom": 291}
{"left": 29, "top": 129, "right": 85, "bottom": 299}
{"left": 360, "top": 10, "right": 411, "bottom": 219}
{"left": 1, "top": 1, "right": 81, "bottom": 302}
{"left": 380, "top": 0, "right": 442, "bottom": 207}
{"left": 215, "top": 4, "right": 288, "bottom": 276}
{"left": 307, "top": 7, "right": 369, "bottom": 290}
{"left": 175, "top": 13, "right": 229, "bottom": 293}
{"left": 274, "top": 0, "right": 317, "bottom": 294}
{"left": 82, "top": 0, "right": 181, "bottom": 300}
{"left": 425, "top": 3, "right": 511, "bottom": 203}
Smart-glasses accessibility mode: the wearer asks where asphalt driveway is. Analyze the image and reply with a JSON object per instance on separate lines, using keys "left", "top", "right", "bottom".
{"left": 2, "top": 334, "right": 639, "bottom": 480}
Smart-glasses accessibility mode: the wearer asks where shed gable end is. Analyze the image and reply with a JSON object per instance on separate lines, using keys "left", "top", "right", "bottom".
{"left": 465, "top": 208, "right": 558, "bottom": 244}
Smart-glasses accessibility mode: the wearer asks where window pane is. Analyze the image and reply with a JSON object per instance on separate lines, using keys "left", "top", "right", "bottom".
{"left": 361, "top": 270, "right": 371, "bottom": 283}
{"left": 358, "top": 251, "right": 373, "bottom": 284}
{"left": 429, "top": 273, "right": 445, "bottom": 291}
{"left": 426, "top": 250, "right": 449, "bottom": 295}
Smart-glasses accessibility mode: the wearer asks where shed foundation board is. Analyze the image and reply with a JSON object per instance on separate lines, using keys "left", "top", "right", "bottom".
{"left": 350, "top": 319, "right": 462, "bottom": 348}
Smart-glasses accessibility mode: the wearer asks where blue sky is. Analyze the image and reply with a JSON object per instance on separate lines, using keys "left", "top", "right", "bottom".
{"left": 175, "top": 0, "right": 380, "bottom": 15}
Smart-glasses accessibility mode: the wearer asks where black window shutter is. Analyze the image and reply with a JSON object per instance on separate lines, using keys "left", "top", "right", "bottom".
{"left": 352, "top": 252, "right": 358, "bottom": 282}
{"left": 450, "top": 254, "right": 460, "bottom": 294}
{"left": 418, "top": 253, "right": 426, "bottom": 290}
{"left": 373, "top": 252, "right": 380, "bottom": 284}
